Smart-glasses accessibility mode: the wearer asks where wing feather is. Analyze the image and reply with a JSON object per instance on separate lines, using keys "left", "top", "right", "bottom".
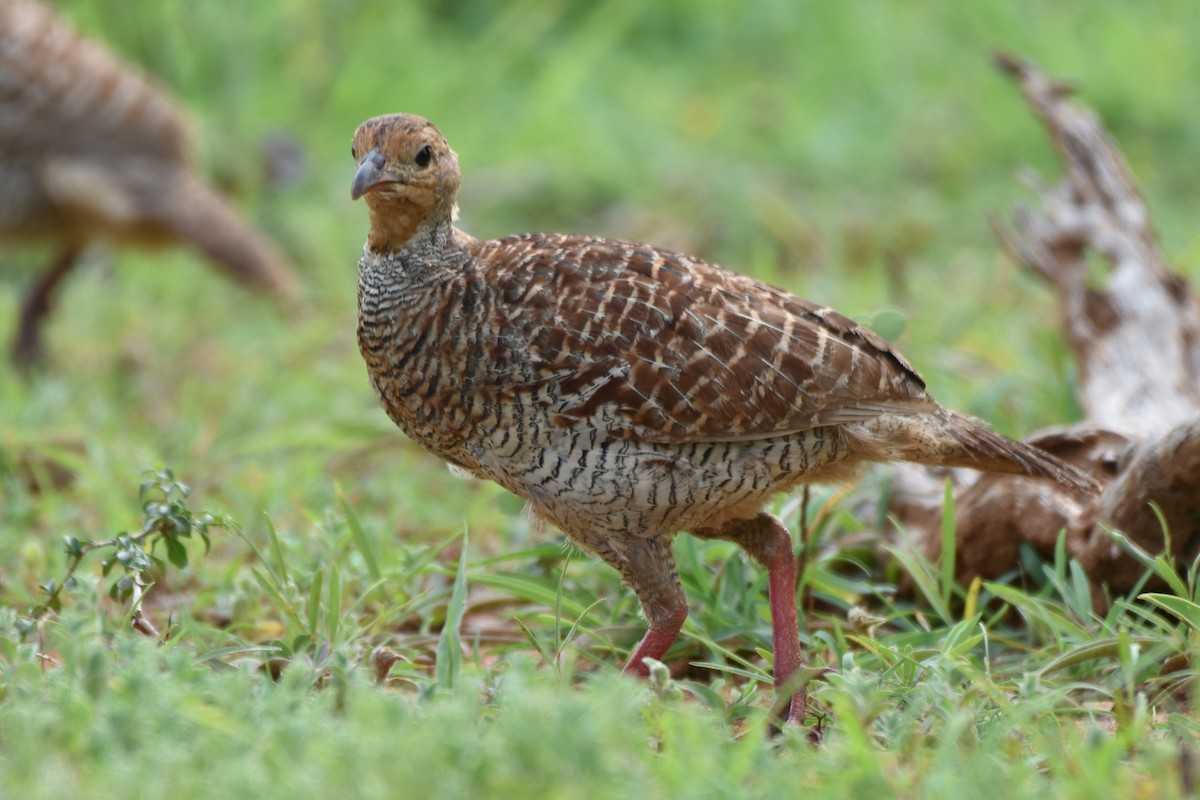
{"left": 469, "top": 233, "right": 934, "bottom": 443}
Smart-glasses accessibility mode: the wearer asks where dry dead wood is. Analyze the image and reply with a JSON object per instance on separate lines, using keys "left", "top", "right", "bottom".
{"left": 886, "top": 54, "right": 1200, "bottom": 596}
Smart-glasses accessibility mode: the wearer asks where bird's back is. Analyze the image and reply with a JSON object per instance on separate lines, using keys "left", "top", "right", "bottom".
{"left": 0, "top": 0, "right": 187, "bottom": 163}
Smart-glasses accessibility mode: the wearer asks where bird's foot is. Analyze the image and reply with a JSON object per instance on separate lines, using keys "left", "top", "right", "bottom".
{"left": 772, "top": 666, "right": 837, "bottom": 740}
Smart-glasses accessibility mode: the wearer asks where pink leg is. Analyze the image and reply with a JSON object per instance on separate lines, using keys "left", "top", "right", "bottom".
{"left": 694, "top": 513, "right": 806, "bottom": 724}
{"left": 591, "top": 535, "right": 690, "bottom": 678}
{"left": 621, "top": 602, "right": 689, "bottom": 676}
{"left": 760, "top": 521, "right": 805, "bottom": 724}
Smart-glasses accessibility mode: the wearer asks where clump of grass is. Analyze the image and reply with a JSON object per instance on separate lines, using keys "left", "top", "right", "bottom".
{"left": 2, "top": 466, "right": 1199, "bottom": 798}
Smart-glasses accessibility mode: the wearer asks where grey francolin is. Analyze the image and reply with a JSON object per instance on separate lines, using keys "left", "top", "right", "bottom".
{"left": 0, "top": 0, "right": 299, "bottom": 368}
{"left": 351, "top": 113, "right": 1096, "bottom": 725}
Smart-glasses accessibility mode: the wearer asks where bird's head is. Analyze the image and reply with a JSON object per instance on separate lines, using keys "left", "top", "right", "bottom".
{"left": 350, "top": 114, "right": 461, "bottom": 253}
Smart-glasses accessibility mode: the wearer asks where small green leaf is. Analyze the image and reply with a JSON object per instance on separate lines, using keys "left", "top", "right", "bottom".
{"left": 676, "top": 679, "right": 726, "bottom": 710}
{"left": 644, "top": 657, "right": 672, "bottom": 693}
{"left": 291, "top": 634, "right": 313, "bottom": 657}
{"left": 166, "top": 537, "right": 188, "bottom": 569}
{"left": 869, "top": 307, "right": 907, "bottom": 341}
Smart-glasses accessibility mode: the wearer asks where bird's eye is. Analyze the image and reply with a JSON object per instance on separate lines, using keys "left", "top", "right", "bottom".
{"left": 415, "top": 144, "right": 433, "bottom": 168}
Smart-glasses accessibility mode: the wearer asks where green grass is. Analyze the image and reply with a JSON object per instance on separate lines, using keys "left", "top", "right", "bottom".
{"left": 3, "top": 1, "right": 1200, "bottom": 797}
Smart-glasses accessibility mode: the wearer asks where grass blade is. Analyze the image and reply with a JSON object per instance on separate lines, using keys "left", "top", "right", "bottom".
{"left": 307, "top": 567, "right": 324, "bottom": 638}
{"left": 1041, "top": 633, "right": 1161, "bottom": 681}
{"left": 514, "top": 617, "right": 555, "bottom": 666}
{"left": 196, "top": 645, "right": 283, "bottom": 664}
{"left": 554, "top": 550, "right": 571, "bottom": 668}
{"left": 326, "top": 562, "right": 342, "bottom": 645}
{"left": 1140, "top": 593, "right": 1200, "bottom": 632}
{"left": 250, "top": 567, "right": 305, "bottom": 630}
{"left": 886, "top": 544, "right": 951, "bottom": 625}
{"left": 264, "top": 515, "right": 291, "bottom": 588}
{"left": 963, "top": 576, "right": 982, "bottom": 622}
{"left": 339, "top": 487, "right": 381, "bottom": 583}
{"left": 558, "top": 598, "right": 605, "bottom": 668}
{"left": 1104, "top": 526, "right": 1189, "bottom": 598}
{"left": 468, "top": 572, "right": 591, "bottom": 618}
{"left": 436, "top": 527, "right": 469, "bottom": 691}
{"left": 985, "top": 583, "right": 1090, "bottom": 643}
{"left": 234, "top": 521, "right": 282, "bottom": 589}
{"left": 939, "top": 478, "right": 956, "bottom": 610}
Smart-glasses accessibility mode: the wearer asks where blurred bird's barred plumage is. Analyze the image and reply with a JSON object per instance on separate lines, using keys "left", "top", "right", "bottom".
{"left": 351, "top": 113, "right": 1097, "bottom": 725}
{"left": 0, "top": 0, "right": 299, "bottom": 367}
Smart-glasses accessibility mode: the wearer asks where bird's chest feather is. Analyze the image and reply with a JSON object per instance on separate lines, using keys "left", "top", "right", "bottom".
{"left": 356, "top": 261, "right": 490, "bottom": 467}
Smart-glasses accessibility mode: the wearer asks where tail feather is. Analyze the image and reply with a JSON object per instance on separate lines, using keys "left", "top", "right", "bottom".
{"left": 931, "top": 409, "right": 1099, "bottom": 493}
{"left": 152, "top": 172, "right": 301, "bottom": 307}
{"left": 855, "top": 408, "right": 1100, "bottom": 494}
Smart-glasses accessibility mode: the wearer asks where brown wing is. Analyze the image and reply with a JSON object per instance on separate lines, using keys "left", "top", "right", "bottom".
{"left": 470, "top": 233, "right": 934, "bottom": 443}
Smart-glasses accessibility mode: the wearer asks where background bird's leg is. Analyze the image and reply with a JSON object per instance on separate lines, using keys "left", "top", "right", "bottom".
{"left": 693, "top": 513, "right": 805, "bottom": 724}
{"left": 11, "top": 246, "right": 82, "bottom": 370}
{"left": 592, "top": 535, "right": 689, "bottom": 677}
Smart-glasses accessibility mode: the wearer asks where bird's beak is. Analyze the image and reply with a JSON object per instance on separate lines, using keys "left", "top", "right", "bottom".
{"left": 351, "top": 148, "right": 387, "bottom": 200}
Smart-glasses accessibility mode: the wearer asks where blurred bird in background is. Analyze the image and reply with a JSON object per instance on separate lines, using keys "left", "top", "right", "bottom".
{"left": 0, "top": 0, "right": 300, "bottom": 369}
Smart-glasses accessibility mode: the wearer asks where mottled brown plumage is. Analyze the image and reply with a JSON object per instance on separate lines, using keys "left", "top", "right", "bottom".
{"left": 0, "top": 0, "right": 299, "bottom": 367}
{"left": 351, "top": 113, "right": 1097, "bottom": 724}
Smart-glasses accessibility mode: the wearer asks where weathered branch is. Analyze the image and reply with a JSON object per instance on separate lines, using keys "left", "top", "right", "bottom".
{"left": 992, "top": 52, "right": 1200, "bottom": 438}
{"left": 886, "top": 54, "right": 1200, "bottom": 599}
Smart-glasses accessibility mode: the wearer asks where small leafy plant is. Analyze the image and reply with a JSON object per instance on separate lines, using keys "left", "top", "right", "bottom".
{"left": 18, "top": 467, "right": 234, "bottom": 638}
